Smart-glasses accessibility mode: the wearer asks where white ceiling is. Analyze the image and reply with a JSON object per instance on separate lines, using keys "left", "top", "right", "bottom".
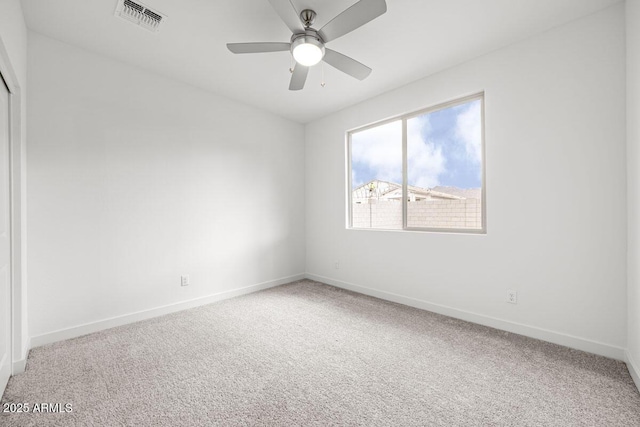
{"left": 22, "top": 0, "right": 621, "bottom": 123}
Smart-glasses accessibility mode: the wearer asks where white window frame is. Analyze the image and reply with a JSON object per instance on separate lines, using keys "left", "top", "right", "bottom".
{"left": 347, "top": 92, "right": 486, "bottom": 234}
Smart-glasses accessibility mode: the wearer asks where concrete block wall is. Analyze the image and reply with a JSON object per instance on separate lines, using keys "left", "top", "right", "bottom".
{"left": 352, "top": 201, "right": 403, "bottom": 229}
{"left": 408, "top": 199, "right": 481, "bottom": 229}
{"left": 352, "top": 199, "right": 482, "bottom": 230}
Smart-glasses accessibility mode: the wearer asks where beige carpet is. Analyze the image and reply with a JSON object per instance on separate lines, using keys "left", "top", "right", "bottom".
{"left": 1, "top": 280, "right": 639, "bottom": 426}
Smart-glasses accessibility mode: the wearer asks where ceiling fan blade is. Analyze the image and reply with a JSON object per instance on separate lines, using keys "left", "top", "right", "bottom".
{"left": 268, "top": 0, "right": 304, "bottom": 33}
{"left": 323, "top": 49, "right": 372, "bottom": 80}
{"left": 289, "top": 64, "right": 309, "bottom": 90}
{"left": 318, "top": 0, "right": 387, "bottom": 43}
{"left": 227, "top": 42, "right": 291, "bottom": 54}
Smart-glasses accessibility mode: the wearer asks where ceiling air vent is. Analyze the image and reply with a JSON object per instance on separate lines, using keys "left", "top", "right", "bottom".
{"left": 115, "top": 0, "right": 167, "bottom": 33}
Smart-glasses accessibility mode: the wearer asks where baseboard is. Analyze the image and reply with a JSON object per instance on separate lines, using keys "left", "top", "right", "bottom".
{"left": 0, "top": 353, "right": 8, "bottom": 399}
{"left": 305, "top": 273, "right": 626, "bottom": 361}
{"left": 0, "top": 375, "right": 7, "bottom": 400}
{"left": 626, "top": 350, "right": 640, "bottom": 393}
{"left": 12, "top": 357, "right": 27, "bottom": 375}
{"left": 30, "top": 273, "right": 305, "bottom": 349}
{"left": 11, "top": 337, "right": 30, "bottom": 375}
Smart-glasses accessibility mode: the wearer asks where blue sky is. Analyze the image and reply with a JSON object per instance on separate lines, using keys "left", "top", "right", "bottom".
{"left": 351, "top": 99, "right": 482, "bottom": 190}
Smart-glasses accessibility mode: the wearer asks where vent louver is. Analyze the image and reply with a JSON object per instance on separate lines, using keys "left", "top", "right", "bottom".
{"left": 115, "top": 0, "right": 167, "bottom": 33}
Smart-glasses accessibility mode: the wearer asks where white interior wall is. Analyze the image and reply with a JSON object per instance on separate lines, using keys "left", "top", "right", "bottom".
{"left": 0, "top": 0, "right": 29, "bottom": 373}
{"left": 26, "top": 32, "right": 305, "bottom": 343}
{"left": 305, "top": 4, "right": 627, "bottom": 359}
{"left": 627, "top": 0, "right": 640, "bottom": 387}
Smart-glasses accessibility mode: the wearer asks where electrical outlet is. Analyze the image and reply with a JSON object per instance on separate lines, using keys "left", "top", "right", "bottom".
{"left": 507, "top": 290, "right": 517, "bottom": 304}
{"left": 181, "top": 275, "right": 190, "bottom": 287}
{"left": 335, "top": 262, "right": 340, "bottom": 270}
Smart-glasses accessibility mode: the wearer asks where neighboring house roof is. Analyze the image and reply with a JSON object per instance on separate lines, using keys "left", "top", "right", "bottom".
{"left": 431, "top": 186, "right": 482, "bottom": 200}
{"left": 353, "top": 180, "right": 480, "bottom": 201}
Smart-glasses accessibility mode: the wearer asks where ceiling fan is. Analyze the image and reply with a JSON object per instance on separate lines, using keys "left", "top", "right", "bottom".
{"left": 227, "top": 0, "right": 387, "bottom": 90}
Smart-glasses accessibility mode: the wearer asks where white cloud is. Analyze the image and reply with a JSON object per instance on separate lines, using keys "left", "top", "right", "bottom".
{"left": 351, "top": 117, "right": 447, "bottom": 189}
{"left": 455, "top": 101, "right": 482, "bottom": 164}
{"left": 351, "top": 121, "right": 403, "bottom": 185}
{"left": 407, "top": 117, "right": 445, "bottom": 188}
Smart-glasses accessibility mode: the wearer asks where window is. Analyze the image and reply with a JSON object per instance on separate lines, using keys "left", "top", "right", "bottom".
{"left": 348, "top": 93, "right": 485, "bottom": 233}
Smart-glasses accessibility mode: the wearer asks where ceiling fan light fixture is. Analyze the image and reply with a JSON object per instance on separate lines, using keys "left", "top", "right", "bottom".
{"left": 291, "top": 35, "right": 325, "bottom": 66}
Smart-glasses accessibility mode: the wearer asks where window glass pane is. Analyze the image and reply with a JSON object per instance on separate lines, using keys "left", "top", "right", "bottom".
{"left": 406, "top": 99, "right": 483, "bottom": 230}
{"left": 351, "top": 120, "right": 402, "bottom": 229}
